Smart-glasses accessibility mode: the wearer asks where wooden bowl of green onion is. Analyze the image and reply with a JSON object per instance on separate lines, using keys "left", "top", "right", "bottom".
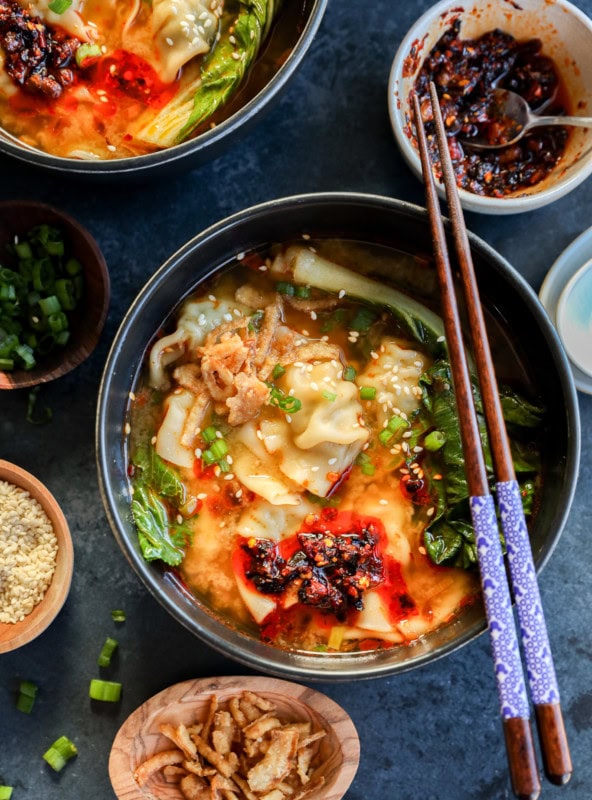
{"left": 0, "top": 200, "right": 110, "bottom": 390}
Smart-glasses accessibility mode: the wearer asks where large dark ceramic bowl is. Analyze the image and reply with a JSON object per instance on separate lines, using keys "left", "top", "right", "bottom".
{"left": 0, "top": 1, "right": 327, "bottom": 179}
{"left": 96, "top": 193, "right": 580, "bottom": 680}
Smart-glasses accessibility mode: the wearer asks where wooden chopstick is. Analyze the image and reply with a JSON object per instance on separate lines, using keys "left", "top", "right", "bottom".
{"left": 412, "top": 91, "right": 540, "bottom": 800}
{"left": 426, "top": 81, "right": 572, "bottom": 789}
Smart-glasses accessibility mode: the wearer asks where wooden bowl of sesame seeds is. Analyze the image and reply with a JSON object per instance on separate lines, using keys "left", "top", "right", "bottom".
{"left": 0, "top": 459, "right": 74, "bottom": 653}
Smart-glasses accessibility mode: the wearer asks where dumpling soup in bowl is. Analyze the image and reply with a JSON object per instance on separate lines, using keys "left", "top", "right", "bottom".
{"left": 97, "top": 193, "right": 579, "bottom": 680}
{"left": 0, "top": 0, "right": 327, "bottom": 176}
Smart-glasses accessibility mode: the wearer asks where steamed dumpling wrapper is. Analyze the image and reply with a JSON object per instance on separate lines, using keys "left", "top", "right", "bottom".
{"left": 22, "top": 0, "right": 91, "bottom": 40}
{"left": 151, "top": 0, "right": 222, "bottom": 83}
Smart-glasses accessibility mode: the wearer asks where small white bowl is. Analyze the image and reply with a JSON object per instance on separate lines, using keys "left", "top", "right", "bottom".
{"left": 388, "top": 0, "right": 592, "bottom": 215}
{"left": 556, "top": 258, "right": 592, "bottom": 377}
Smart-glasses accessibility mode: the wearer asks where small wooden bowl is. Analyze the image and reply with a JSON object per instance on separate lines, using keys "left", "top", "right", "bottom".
{"left": 0, "top": 200, "right": 110, "bottom": 390}
{"left": 0, "top": 460, "right": 74, "bottom": 653}
{"left": 109, "top": 676, "right": 360, "bottom": 800}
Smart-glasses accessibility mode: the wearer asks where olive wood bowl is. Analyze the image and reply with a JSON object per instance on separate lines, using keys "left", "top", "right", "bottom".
{"left": 0, "top": 459, "right": 74, "bottom": 653}
{"left": 109, "top": 675, "right": 360, "bottom": 800}
{"left": 0, "top": 200, "right": 110, "bottom": 389}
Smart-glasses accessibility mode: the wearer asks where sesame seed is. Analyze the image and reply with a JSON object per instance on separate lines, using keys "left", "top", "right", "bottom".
{"left": 151, "top": 436, "right": 157, "bottom": 445}
{"left": 224, "top": 473, "right": 234, "bottom": 481}
{"left": 235, "top": 489, "right": 243, "bottom": 498}
{"left": 124, "top": 423, "right": 131, "bottom": 435}
{"left": 236, "top": 251, "right": 245, "bottom": 260}
{"left": 166, "top": 36, "right": 174, "bottom": 45}
{"left": 286, "top": 415, "right": 292, "bottom": 423}
{"left": 413, "top": 446, "right": 423, "bottom": 453}
{"left": 177, "top": 514, "right": 183, "bottom": 524}
{"left": 328, "top": 458, "right": 337, "bottom": 465}
{"left": 231, "top": 52, "right": 240, "bottom": 60}
{"left": 338, "top": 290, "right": 346, "bottom": 299}
{"left": 107, "top": 144, "right": 116, "bottom": 152}
{"left": 302, "top": 233, "right": 311, "bottom": 240}
{"left": 258, "top": 265, "right": 268, "bottom": 271}
{"left": 310, "top": 311, "right": 317, "bottom": 320}
{"left": 437, "top": 335, "right": 445, "bottom": 343}
{"left": 418, "top": 546, "right": 427, "bottom": 555}
{"left": 208, "top": 294, "right": 216, "bottom": 302}
{"left": 197, "top": 493, "right": 207, "bottom": 500}
{"left": 310, "top": 382, "right": 319, "bottom": 391}
{"left": 194, "top": 448, "right": 202, "bottom": 457}
{"left": 370, "top": 351, "right": 379, "bottom": 360}
{"left": 427, "top": 507, "right": 435, "bottom": 517}
{"left": 379, "top": 499, "right": 389, "bottom": 505}
{"left": 311, "top": 466, "right": 320, "bottom": 472}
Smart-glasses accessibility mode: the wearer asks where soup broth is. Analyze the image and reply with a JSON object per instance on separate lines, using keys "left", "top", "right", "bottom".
{"left": 127, "top": 240, "right": 543, "bottom": 654}
{"left": 0, "top": 0, "right": 305, "bottom": 159}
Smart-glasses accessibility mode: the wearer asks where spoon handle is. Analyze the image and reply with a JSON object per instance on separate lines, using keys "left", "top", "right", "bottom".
{"left": 529, "top": 114, "right": 592, "bottom": 129}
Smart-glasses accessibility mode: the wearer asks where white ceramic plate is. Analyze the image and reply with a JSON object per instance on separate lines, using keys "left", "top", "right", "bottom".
{"left": 540, "top": 225, "right": 592, "bottom": 394}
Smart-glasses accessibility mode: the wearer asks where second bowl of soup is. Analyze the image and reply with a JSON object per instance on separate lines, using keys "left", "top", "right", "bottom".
{"left": 97, "top": 192, "right": 579, "bottom": 680}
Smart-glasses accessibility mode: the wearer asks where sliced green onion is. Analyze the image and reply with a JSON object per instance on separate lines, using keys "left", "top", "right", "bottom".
{"left": 97, "top": 636, "right": 119, "bottom": 668}
{"left": 65, "top": 258, "right": 82, "bottom": 276}
{"left": 111, "top": 609, "right": 126, "bottom": 623}
{"left": 322, "top": 390, "right": 337, "bottom": 402}
{"left": 201, "top": 449, "right": 217, "bottom": 465}
{"left": 424, "top": 430, "right": 446, "bottom": 451}
{"left": 48, "top": 311, "right": 68, "bottom": 333}
{"left": 38, "top": 295, "right": 61, "bottom": 316}
{"left": 27, "top": 386, "right": 52, "bottom": 425}
{"left": 343, "top": 366, "right": 356, "bottom": 382}
{"left": 0, "top": 357, "right": 14, "bottom": 370}
{"left": 360, "top": 386, "right": 376, "bottom": 400}
{"left": 53, "top": 330, "right": 70, "bottom": 347}
{"left": 294, "top": 285, "right": 311, "bottom": 299}
{"left": 275, "top": 281, "right": 295, "bottom": 296}
{"left": 209, "top": 439, "right": 228, "bottom": 460}
{"left": 387, "top": 415, "right": 409, "bottom": 433}
{"left": 355, "top": 451, "right": 375, "bottom": 476}
{"left": 89, "top": 679, "right": 122, "bottom": 703}
{"left": 202, "top": 426, "right": 217, "bottom": 443}
{"left": 48, "top": 0, "right": 72, "bottom": 13}
{"left": 267, "top": 384, "right": 302, "bottom": 413}
{"left": 0, "top": 786, "right": 13, "bottom": 799}
{"left": 218, "top": 457, "right": 231, "bottom": 473}
{"left": 378, "top": 429, "right": 394, "bottom": 446}
{"left": 15, "top": 241, "right": 32, "bottom": 259}
{"left": 75, "top": 42, "right": 103, "bottom": 67}
{"left": 32, "top": 259, "right": 54, "bottom": 292}
{"left": 55, "top": 278, "right": 76, "bottom": 310}
{"left": 43, "top": 735, "right": 77, "bottom": 771}
{"left": 16, "top": 679, "right": 38, "bottom": 713}
{"left": 46, "top": 240, "right": 64, "bottom": 257}
{"left": 14, "top": 343, "right": 35, "bottom": 370}
{"left": 272, "top": 363, "right": 285, "bottom": 380}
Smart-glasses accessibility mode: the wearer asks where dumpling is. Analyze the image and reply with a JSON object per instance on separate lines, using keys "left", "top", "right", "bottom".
{"left": 155, "top": 389, "right": 196, "bottom": 468}
{"left": 149, "top": 298, "right": 249, "bottom": 389}
{"left": 258, "top": 361, "right": 369, "bottom": 497}
{"left": 357, "top": 339, "right": 428, "bottom": 421}
{"left": 24, "top": 1, "right": 91, "bottom": 41}
{"left": 236, "top": 497, "right": 316, "bottom": 543}
{"left": 231, "top": 422, "right": 301, "bottom": 506}
{"left": 151, "top": 0, "right": 221, "bottom": 83}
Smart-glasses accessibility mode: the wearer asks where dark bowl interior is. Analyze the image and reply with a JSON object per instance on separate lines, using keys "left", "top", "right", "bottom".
{"left": 0, "top": 1, "right": 328, "bottom": 180}
{"left": 96, "top": 193, "right": 580, "bottom": 680}
{"left": 0, "top": 200, "right": 110, "bottom": 390}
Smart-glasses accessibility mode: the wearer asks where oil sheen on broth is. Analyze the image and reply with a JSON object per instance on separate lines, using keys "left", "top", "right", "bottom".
{"left": 0, "top": 0, "right": 297, "bottom": 159}
{"left": 127, "top": 241, "right": 541, "bottom": 654}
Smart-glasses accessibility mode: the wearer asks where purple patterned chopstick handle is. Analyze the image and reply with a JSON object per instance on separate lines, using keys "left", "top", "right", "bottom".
{"left": 497, "top": 479, "right": 560, "bottom": 706}
{"left": 471, "top": 494, "right": 530, "bottom": 719}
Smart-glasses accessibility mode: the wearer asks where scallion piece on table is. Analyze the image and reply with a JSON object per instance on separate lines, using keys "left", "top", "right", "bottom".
{"left": 111, "top": 609, "right": 126, "bottom": 623}
{"left": 0, "top": 786, "right": 13, "bottom": 799}
{"left": 89, "top": 679, "right": 122, "bottom": 703}
{"left": 97, "top": 636, "right": 119, "bottom": 668}
{"left": 43, "top": 735, "right": 77, "bottom": 771}
{"left": 16, "top": 679, "right": 38, "bottom": 713}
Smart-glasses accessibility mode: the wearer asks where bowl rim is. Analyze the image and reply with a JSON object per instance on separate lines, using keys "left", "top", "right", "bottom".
{"left": 96, "top": 190, "right": 581, "bottom": 680}
{"left": 0, "top": 0, "right": 329, "bottom": 176}
{"left": 0, "top": 459, "right": 74, "bottom": 653}
{"left": 109, "top": 675, "right": 360, "bottom": 800}
{"left": 556, "top": 256, "right": 592, "bottom": 378}
{"left": 0, "top": 199, "right": 110, "bottom": 389}
{"left": 387, "top": 0, "right": 592, "bottom": 215}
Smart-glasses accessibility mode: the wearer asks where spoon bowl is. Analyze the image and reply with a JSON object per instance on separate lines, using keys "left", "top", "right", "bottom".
{"left": 462, "top": 89, "right": 592, "bottom": 150}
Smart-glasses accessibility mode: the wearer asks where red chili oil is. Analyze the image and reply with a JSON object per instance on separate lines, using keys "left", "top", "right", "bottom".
{"left": 237, "top": 510, "right": 417, "bottom": 641}
{"left": 413, "top": 20, "right": 570, "bottom": 197}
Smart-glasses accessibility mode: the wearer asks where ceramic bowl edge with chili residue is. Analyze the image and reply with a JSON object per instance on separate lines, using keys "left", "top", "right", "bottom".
{"left": 388, "top": 0, "right": 592, "bottom": 215}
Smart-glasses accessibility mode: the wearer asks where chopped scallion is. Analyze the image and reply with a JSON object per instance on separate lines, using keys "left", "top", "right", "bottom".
{"left": 97, "top": 636, "right": 118, "bottom": 668}
{"left": 48, "top": 0, "right": 72, "bottom": 12}
{"left": 424, "top": 430, "right": 446, "bottom": 451}
{"left": 322, "top": 390, "right": 337, "bottom": 402}
{"left": 209, "top": 438, "right": 228, "bottom": 461}
{"left": 43, "top": 735, "right": 77, "bottom": 771}
{"left": 75, "top": 43, "right": 102, "bottom": 68}
{"left": 89, "top": 679, "right": 122, "bottom": 703}
{"left": 111, "top": 609, "right": 126, "bottom": 623}
{"left": 360, "top": 386, "right": 376, "bottom": 400}
{"left": 275, "top": 281, "right": 295, "bottom": 296}
{"left": 0, "top": 786, "right": 13, "bottom": 799}
{"left": 343, "top": 366, "right": 356, "bottom": 382}
{"left": 16, "top": 679, "right": 38, "bottom": 713}
{"left": 272, "top": 363, "right": 285, "bottom": 380}
{"left": 349, "top": 307, "right": 377, "bottom": 332}
{"left": 267, "top": 383, "right": 302, "bottom": 413}
{"left": 202, "top": 426, "right": 217, "bottom": 443}
{"left": 294, "top": 284, "right": 311, "bottom": 299}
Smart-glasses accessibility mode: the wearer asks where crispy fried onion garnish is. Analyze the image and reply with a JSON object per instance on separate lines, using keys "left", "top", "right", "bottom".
{"left": 169, "top": 295, "right": 341, "bottom": 427}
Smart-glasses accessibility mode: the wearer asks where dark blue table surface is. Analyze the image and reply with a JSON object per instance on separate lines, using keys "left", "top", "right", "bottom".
{"left": 1, "top": 2, "right": 591, "bottom": 798}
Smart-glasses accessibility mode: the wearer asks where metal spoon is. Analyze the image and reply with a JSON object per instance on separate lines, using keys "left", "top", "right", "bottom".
{"left": 462, "top": 88, "right": 592, "bottom": 150}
